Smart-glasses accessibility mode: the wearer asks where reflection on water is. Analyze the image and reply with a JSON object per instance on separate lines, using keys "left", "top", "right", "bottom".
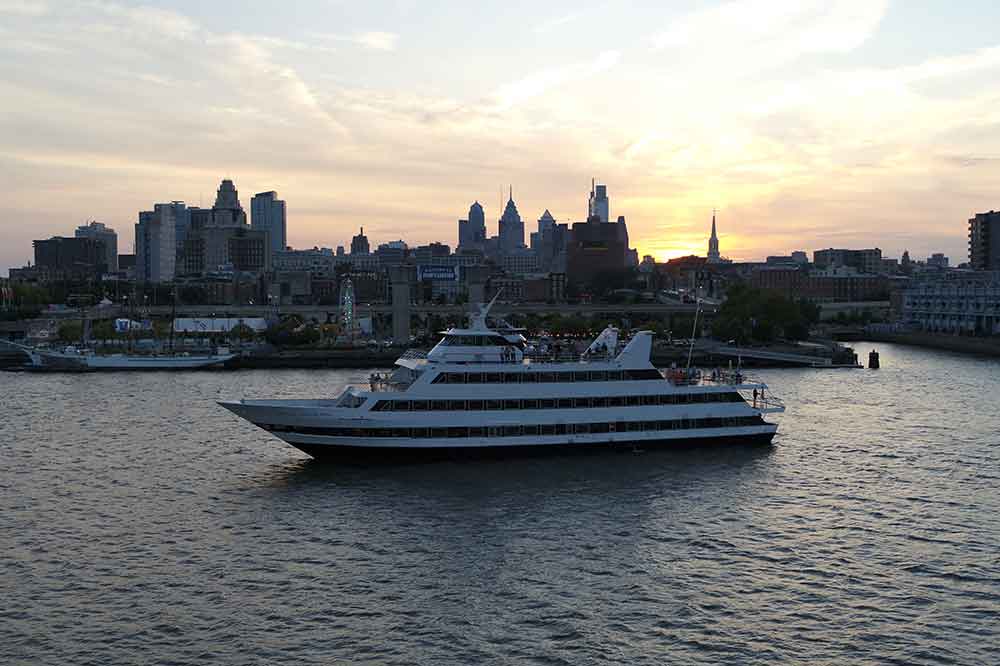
{"left": 2, "top": 343, "right": 999, "bottom": 665}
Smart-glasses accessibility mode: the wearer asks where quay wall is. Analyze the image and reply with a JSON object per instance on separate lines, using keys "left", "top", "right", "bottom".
{"left": 854, "top": 332, "right": 1000, "bottom": 358}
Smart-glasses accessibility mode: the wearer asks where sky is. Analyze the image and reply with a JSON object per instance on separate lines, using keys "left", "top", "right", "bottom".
{"left": 3, "top": 0, "right": 1000, "bottom": 274}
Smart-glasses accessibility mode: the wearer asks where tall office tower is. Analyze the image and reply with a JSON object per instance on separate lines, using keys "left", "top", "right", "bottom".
{"left": 75, "top": 221, "right": 118, "bottom": 272}
{"left": 588, "top": 181, "right": 609, "bottom": 223}
{"left": 210, "top": 179, "right": 247, "bottom": 227}
{"left": 351, "top": 227, "right": 370, "bottom": 255}
{"left": 459, "top": 201, "right": 487, "bottom": 250}
{"left": 498, "top": 188, "right": 524, "bottom": 254}
{"left": 135, "top": 204, "right": 177, "bottom": 283}
{"left": 251, "top": 190, "right": 287, "bottom": 254}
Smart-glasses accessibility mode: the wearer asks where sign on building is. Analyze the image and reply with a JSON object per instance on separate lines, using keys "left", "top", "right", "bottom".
{"left": 417, "top": 265, "right": 459, "bottom": 281}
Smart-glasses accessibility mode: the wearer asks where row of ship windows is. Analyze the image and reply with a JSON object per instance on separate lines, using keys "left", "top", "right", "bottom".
{"left": 437, "top": 335, "right": 515, "bottom": 347}
{"left": 431, "top": 369, "right": 664, "bottom": 384}
{"left": 370, "top": 392, "right": 745, "bottom": 412}
{"left": 264, "top": 416, "right": 765, "bottom": 438}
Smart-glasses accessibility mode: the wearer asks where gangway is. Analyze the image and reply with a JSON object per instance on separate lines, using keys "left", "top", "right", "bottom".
{"left": 711, "top": 345, "right": 833, "bottom": 367}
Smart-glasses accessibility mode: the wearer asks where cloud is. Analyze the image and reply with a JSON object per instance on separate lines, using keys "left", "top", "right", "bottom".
{"left": 353, "top": 31, "right": 398, "bottom": 51}
{"left": 651, "top": 0, "right": 889, "bottom": 68}
{"left": 310, "top": 31, "right": 399, "bottom": 52}
{"left": 533, "top": 8, "right": 594, "bottom": 34}
{"left": 492, "top": 50, "right": 620, "bottom": 110}
{"left": 0, "top": 0, "right": 47, "bottom": 15}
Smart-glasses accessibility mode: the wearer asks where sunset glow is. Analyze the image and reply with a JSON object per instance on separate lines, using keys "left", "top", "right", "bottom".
{"left": 3, "top": 0, "right": 998, "bottom": 271}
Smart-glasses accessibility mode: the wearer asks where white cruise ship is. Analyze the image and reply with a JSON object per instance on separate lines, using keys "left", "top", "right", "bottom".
{"left": 220, "top": 301, "right": 785, "bottom": 461}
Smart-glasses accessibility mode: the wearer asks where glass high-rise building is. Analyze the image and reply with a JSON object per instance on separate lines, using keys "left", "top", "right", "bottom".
{"left": 251, "top": 191, "right": 287, "bottom": 255}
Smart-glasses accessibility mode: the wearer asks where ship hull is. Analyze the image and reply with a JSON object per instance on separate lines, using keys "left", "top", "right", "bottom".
{"left": 32, "top": 352, "right": 235, "bottom": 371}
{"left": 283, "top": 431, "right": 775, "bottom": 463}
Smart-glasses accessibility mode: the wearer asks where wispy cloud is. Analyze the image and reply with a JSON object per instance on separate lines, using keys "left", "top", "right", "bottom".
{"left": 533, "top": 9, "right": 591, "bottom": 34}
{"left": 492, "top": 50, "right": 620, "bottom": 110}
{"left": 310, "top": 31, "right": 399, "bottom": 52}
{"left": 0, "top": 0, "right": 48, "bottom": 16}
{"left": 651, "top": 0, "right": 889, "bottom": 66}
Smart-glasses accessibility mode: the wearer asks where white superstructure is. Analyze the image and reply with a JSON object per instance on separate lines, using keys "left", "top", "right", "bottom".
{"left": 220, "top": 299, "right": 784, "bottom": 461}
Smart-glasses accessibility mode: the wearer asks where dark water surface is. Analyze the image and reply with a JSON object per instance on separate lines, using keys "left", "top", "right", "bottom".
{"left": 3, "top": 343, "right": 999, "bottom": 665}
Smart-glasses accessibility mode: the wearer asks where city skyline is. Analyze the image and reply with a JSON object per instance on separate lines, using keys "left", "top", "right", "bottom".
{"left": 4, "top": 1, "right": 1000, "bottom": 271}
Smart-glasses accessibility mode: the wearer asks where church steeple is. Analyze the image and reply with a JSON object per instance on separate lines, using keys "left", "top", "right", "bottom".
{"left": 707, "top": 210, "right": 721, "bottom": 262}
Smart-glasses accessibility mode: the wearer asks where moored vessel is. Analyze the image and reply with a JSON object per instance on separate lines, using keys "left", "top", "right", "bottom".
{"left": 1, "top": 341, "right": 234, "bottom": 371}
{"left": 220, "top": 299, "right": 785, "bottom": 461}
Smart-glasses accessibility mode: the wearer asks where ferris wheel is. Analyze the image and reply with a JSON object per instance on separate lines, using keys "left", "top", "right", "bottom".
{"left": 339, "top": 278, "right": 356, "bottom": 333}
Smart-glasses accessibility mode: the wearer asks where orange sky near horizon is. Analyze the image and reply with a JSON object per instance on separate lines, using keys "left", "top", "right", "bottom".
{"left": 3, "top": 0, "right": 998, "bottom": 272}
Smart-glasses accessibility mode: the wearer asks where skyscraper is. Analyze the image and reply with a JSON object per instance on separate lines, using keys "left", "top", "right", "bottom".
{"left": 537, "top": 209, "right": 555, "bottom": 233}
{"left": 498, "top": 188, "right": 524, "bottom": 254}
{"left": 135, "top": 204, "right": 177, "bottom": 283}
{"left": 707, "top": 212, "right": 721, "bottom": 263}
{"left": 210, "top": 179, "right": 247, "bottom": 227}
{"left": 251, "top": 191, "right": 287, "bottom": 255}
{"left": 75, "top": 221, "right": 118, "bottom": 272}
{"left": 458, "top": 201, "right": 487, "bottom": 250}
{"left": 567, "top": 181, "right": 634, "bottom": 285}
{"left": 588, "top": 181, "right": 609, "bottom": 223}
{"left": 969, "top": 211, "right": 1000, "bottom": 270}
{"left": 351, "top": 227, "right": 370, "bottom": 255}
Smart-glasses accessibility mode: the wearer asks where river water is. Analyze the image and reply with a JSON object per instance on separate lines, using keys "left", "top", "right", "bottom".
{"left": 2, "top": 342, "right": 998, "bottom": 665}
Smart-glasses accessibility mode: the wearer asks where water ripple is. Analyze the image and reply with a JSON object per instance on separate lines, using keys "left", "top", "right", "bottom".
{"left": 1, "top": 343, "right": 999, "bottom": 664}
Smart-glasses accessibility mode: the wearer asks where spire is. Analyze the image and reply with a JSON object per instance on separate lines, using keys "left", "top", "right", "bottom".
{"left": 508, "top": 185, "right": 513, "bottom": 202}
{"left": 707, "top": 209, "right": 721, "bottom": 262}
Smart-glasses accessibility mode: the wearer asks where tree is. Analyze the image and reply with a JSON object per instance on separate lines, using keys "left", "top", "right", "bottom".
{"left": 712, "top": 285, "right": 814, "bottom": 344}
{"left": 57, "top": 321, "right": 83, "bottom": 342}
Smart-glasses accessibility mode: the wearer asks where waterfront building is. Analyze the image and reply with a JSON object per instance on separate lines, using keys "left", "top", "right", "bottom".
{"left": 927, "top": 253, "right": 950, "bottom": 269}
{"left": 903, "top": 270, "right": 1000, "bottom": 335}
{"left": 765, "top": 251, "right": 809, "bottom": 266}
{"left": 498, "top": 189, "right": 525, "bottom": 254}
{"left": 567, "top": 214, "right": 630, "bottom": 287}
{"left": 412, "top": 242, "right": 451, "bottom": 264}
{"left": 502, "top": 248, "right": 540, "bottom": 276}
{"left": 135, "top": 204, "right": 177, "bottom": 283}
{"left": 347, "top": 253, "right": 380, "bottom": 271}
{"left": 813, "top": 247, "right": 883, "bottom": 275}
{"left": 227, "top": 228, "right": 271, "bottom": 272}
{"left": 350, "top": 227, "right": 370, "bottom": 255}
{"left": 273, "top": 247, "right": 337, "bottom": 275}
{"left": 969, "top": 211, "right": 1000, "bottom": 271}
{"left": 376, "top": 241, "right": 408, "bottom": 266}
{"left": 74, "top": 221, "right": 118, "bottom": 272}
{"left": 118, "top": 254, "right": 136, "bottom": 280}
{"left": 751, "top": 264, "right": 888, "bottom": 302}
{"left": 250, "top": 191, "right": 287, "bottom": 255}
{"left": 32, "top": 236, "right": 108, "bottom": 280}
{"left": 881, "top": 258, "right": 900, "bottom": 275}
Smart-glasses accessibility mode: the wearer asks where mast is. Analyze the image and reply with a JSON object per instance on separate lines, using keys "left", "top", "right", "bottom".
{"left": 686, "top": 298, "right": 702, "bottom": 370}
{"left": 169, "top": 285, "right": 177, "bottom": 352}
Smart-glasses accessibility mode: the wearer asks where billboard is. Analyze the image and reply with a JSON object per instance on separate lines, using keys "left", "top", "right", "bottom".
{"left": 418, "top": 265, "right": 458, "bottom": 281}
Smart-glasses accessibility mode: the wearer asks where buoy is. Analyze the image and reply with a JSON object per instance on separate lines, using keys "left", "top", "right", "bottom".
{"left": 868, "top": 349, "right": 880, "bottom": 369}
